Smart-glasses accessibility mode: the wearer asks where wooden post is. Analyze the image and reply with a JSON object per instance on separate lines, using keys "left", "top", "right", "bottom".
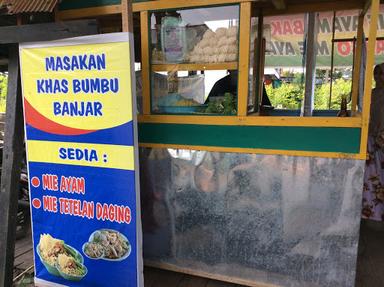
{"left": 0, "top": 44, "right": 25, "bottom": 287}
{"left": 122, "top": 0, "right": 134, "bottom": 33}
{"left": 359, "top": 0, "right": 380, "bottom": 158}
{"left": 238, "top": 2, "right": 252, "bottom": 117}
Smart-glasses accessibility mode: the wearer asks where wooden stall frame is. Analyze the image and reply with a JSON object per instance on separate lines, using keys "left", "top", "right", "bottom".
{"left": 57, "top": 0, "right": 256, "bottom": 20}
{"left": 52, "top": 1, "right": 382, "bottom": 286}
{"left": 56, "top": 0, "right": 364, "bottom": 19}
{"left": 55, "top": 0, "right": 378, "bottom": 161}
{"left": 122, "top": 0, "right": 133, "bottom": 33}
{"left": 137, "top": 114, "right": 362, "bottom": 127}
{"left": 238, "top": 2, "right": 252, "bottom": 116}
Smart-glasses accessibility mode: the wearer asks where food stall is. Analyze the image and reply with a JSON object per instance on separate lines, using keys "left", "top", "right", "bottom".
{"left": 56, "top": 0, "right": 381, "bottom": 286}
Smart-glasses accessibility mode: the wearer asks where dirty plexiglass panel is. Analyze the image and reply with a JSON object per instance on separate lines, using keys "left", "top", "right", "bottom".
{"left": 139, "top": 148, "right": 364, "bottom": 287}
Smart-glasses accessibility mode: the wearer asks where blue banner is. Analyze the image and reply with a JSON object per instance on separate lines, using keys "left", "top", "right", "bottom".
{"left": 19, "top": 33, "right": 142, "bottom": 287}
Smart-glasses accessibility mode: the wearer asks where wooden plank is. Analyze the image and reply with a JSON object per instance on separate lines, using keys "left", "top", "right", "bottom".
{"left": 152, "top": 62, "right": 238, "bottom": 72}
{"left": 0, "top": 44, "right": 25, "bottom": 287}
{"left": 0, "top": 20, "right": 97, "bottom": 44}
{"left": 359, "top": 0, "right": 380, "bottom": 158}
{"left": 13, "top": 231, "right": 33, "bottom": 279}
{"left": 150, "top": 268, "right": 184, "bottom": 287}
{"left": 145, "top": 261, "right": 279, "bottom": 287}
{"left": 144, "top": 267, "right": 163, "bottom": 287}
{"left": 122, "top": 0, "right": 133, "bottom": 33}
{"left": 14, "top": 236, "right": 33, "bottom": 260}
{"left": 178, "top": 275, "right": 208, "bottom": 287}
{"left": 57, "top": 5, "right": 122, "bottom": 20}
{"left": 13, "top": 248, "right": 33, "bottom": 271}
{"left": 206, "top": 279, "right": 239, "bottom": 287}
{"left": 237, "top": 2, "right": 252, "bottom": 117}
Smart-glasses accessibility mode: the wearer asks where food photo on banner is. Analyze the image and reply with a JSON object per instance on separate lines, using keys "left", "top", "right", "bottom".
{"left": 19, "top": 33, "right": 143, "bottom": 287}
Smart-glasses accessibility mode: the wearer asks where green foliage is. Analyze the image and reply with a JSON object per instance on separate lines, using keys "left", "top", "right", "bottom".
{"left": 0, "top": 73, "right": 7, "bottom": 113}
{"left": 266, "top": 83, "right": 304, "bottom": 109}
{"left": 266, "top": 78, "right": 352, "bottom": 110}
{"left": 314, "top": 79, "right": 352, "bottom": 110}
{"left": 204, "top": 93, "right": 236, "bottom": 115}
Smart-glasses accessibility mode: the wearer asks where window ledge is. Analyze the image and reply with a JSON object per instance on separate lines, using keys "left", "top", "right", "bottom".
{"left": 137, "top": 114, "right": 362, "bottom": 128}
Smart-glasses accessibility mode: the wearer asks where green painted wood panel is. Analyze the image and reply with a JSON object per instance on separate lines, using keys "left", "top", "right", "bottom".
{"left": 138, "top": 123, "right": 361, "bottom": 154}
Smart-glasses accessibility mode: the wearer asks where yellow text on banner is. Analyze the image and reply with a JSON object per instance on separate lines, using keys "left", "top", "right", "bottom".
{"left": 26, "top": 140, "right": 134, "bottom": 170}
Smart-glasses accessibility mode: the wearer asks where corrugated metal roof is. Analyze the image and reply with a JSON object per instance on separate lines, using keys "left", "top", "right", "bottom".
{"left": 0, "top": 0, "right": 58, "bottom": 14}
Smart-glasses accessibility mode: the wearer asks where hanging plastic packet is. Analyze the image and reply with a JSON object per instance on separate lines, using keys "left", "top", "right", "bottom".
{"left": 161, "top": 15, "right": 187, "bottom": 63}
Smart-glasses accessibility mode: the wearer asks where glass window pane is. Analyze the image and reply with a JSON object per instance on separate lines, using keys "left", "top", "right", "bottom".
{"left": 149, "top": 5, "right": 239, "bottom": 115}
{"left": 150, "top": 6, "right": 239, "bottom": 64}
{"left": 151, "top": 69, "right": 237, "bottom": 115}
{"left": 263, "top": 14, "right": 306, "bottom": 115}
{"left": 248, "top": 16, "right": 272, "bottom": 114}
{"left": 314, "top": 10, "right": 358, "bottom": 112}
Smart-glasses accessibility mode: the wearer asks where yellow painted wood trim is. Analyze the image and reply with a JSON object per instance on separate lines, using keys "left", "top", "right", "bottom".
{"left": 57, "top": 0, "right": 252, "bottom": 18}
{"left": 57, "top": 0, "right": 362, "bottom": 20}
{"left": 138, "top": 114, "right": 362, "bottom": 127}
{"left": 237, "top": 2, "right": 251, "bottom": 117}
{"left": 57, "top": 5, "right": 122, "bottom": 20}
{"left": 351, "top": 14, "right": 364, "bottom": 113}
{"left": 359, "top": 0, "right": 379, "bottom": 157}
{"left": 139, "top": 143, "right": 365, "bottom": 160}
{"left": 145, "top": 260, "right": 279, "bottom": 287}
{"left": 263, "top": 0, "right": 363, "bottom": 16}
{"left": 141, "top": 11, "right": 151, "bottom": 115}
{"left": 152, "top": 62, "right": 238, "bottom": 72}
{"left": 133, "top": 0, "right": 250, "bottom": 12}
